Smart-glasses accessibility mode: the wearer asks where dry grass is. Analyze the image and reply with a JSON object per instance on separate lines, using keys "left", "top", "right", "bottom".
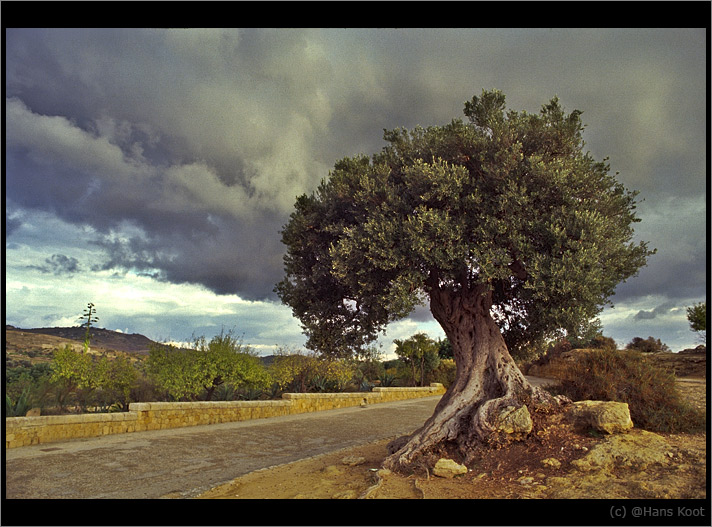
{"left": 547, "top": 349, "right": 706, "bottom": 433}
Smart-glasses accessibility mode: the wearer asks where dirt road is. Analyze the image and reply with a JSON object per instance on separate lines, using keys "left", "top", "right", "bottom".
{"left": 4, "top": 395, "right": 443, "bottom": 499}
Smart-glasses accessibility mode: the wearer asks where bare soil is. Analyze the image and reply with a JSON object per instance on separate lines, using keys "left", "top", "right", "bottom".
{"left": 198, "top": 379, "right": 707, "bottom": 500}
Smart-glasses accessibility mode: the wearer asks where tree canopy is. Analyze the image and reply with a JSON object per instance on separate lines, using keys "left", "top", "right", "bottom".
{"left": 276, "top": 89, "right": 654, "bottom": 358}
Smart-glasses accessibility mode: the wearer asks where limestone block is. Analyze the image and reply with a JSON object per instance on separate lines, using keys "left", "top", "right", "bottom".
{"left": 433, "top": 458, "right": 468, "bottom": 478}
{"left": 497, "top": 405, "right": 533, "bottom": 435}
{"left": 571, "top": 429, "right": 671, "bottom": 472}
{"left": 571, "top": 400, "right": 633, "bottom": 434}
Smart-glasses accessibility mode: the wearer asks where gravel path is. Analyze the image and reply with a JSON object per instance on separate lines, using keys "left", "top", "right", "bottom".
{"left": 5, "top": 395, "right": 443, "bottom": 499}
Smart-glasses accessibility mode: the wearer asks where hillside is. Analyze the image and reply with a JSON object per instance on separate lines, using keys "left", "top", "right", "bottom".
{"left": 4, "top": 326, "right": 160, "bottom": 369}
{"left": 6, "top": 326, "right": 156, "bottom": 352}
{"left": 5, "top": 326, "right": 277, "bottom": 370}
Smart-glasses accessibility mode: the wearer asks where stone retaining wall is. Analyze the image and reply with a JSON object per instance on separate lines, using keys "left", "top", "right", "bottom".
{"left": 5, "top": 383, "right": 445, "bottom": 449}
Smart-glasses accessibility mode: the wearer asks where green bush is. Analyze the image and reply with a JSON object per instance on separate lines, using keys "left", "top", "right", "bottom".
{"left": 146, "top": 329, "right": 269, "bottom": 401}
{"left": 267, "top": 349, "right": 355, "bottom": 394}
{"left": 430, "top": 358, "right": 456, "bottom": 388}
{"left": 625, "top": 336, "right": 670, "bottom": 353}
{"left": 549, "top": 349, "right": 705, "bottom": 433}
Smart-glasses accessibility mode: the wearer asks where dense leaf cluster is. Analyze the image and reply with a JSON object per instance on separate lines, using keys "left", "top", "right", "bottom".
{"left": 276, "top": 90, "right": 654, "bottom": 356}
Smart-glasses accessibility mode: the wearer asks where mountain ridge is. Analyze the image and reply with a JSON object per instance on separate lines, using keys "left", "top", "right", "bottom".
{"left": 5, "top": 325, "right": 158, "bottom": 354}
{"left": 5, "top": 326, "right": 278, "bottom": 369}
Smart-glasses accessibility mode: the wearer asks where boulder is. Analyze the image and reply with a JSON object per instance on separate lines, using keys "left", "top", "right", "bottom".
{"left": 433, "top": 458, "right": 468, "bottom": 478}
{"left": 570, "top": 400, "right": 633, "bottom": 434}
{"left": 571, "top": 429, "right": 672, "bottom": 472}
{"left": 497, "top": 405, "right": 533, "bottom": 435}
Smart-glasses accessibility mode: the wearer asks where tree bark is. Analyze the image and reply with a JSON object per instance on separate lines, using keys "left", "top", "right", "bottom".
{"left": 383, "top": 283, "right": 560, "bottom": 470}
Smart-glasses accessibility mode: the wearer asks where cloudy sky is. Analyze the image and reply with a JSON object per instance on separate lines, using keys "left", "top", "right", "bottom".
{"left": 5, "top": 28, "right": 707, "bottom": 356}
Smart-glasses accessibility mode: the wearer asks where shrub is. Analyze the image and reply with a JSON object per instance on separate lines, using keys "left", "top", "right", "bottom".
{"left": 146, "top": 329, "right": 269, "bottom": 401}
{"left": 589, "top": 335, "right": 617, "bottom": 352}
{"left": 268, "top": 349, "right": 355, "bottom": 394}
{"left": 378, "top": 371, "right": 397, "bottom": 387}
{"left": 549, "top": 349, "right": 705, "bottom": 433}
{"left": 625, "top": 336, "right": 670, "bottom": 353}
{"left": 430, "top": 358, "right": 456, "bottom": 388}
{"left": 48, "top": 345, "right": 140, "bottom": 412}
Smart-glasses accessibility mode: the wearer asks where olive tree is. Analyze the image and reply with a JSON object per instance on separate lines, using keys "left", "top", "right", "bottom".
{"left": 276, "top": 90, "right": 654, "bottom": 469}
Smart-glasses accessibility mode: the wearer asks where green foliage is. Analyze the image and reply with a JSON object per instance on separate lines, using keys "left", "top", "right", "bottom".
{"left": 437, "top": 337, "right": 453, "bottom": 359}
{"left": 686, "top": 302, "right": 706, "bottom": 343}
{"left": 146, "top": 329, "right": 269, "bottom": 401}
{"left": 95, "top": 356, "right": 138, "bottom": 410}
{"left": 687, "top": 302, "right": 706, "bottom": 331}
{"left": 5, "top": 387, "right": 33, "bottom": 417}
{"left": 625, "top": 336, "right": 670, "bottom": 354}
{"left": 5, "top": 362, "right": 53, "bottom": 386}
{"left": 267, "top": 348, "right": 355, "bottom": 394}
{"left": 393, "top": 333, "right": 441, "bottom": 386}
{"left": 431, "top": 358, "right": 457, "bottom": 388}
{"left": 276, "top": 89, "right": 654, "bottom": 359}
{"left": 50, "top": 345, "right": 97, "bottom": 390}
{"left": 49, "top": 344, "right": 138, "bottom": 411}
{"left": 549, "top": 349, "right": 705, "bottom": 433}
{"left": 353, "top": 346, "right": 385, "bottom": 386}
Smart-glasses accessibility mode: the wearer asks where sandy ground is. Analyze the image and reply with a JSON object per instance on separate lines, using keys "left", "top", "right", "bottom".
{"left": 198, "top": 379, "right": 707, "bottom": 500}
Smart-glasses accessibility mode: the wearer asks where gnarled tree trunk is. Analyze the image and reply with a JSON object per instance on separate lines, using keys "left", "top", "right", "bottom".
{"left": 383, "top": 284, "right": 560, "bottom": 470}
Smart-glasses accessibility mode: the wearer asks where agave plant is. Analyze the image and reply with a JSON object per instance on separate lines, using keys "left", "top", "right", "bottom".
{"left": 378, "top": 372, "right": 396, "bottom": 387}
{"left": 5, "top": 387, "right": 33, "bottom": 417}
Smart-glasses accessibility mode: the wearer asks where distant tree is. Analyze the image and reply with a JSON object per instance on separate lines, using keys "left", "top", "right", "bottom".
{"left": 686, "top": 302, "right": 706, "bottom": 343}
{"left": 565, "top": 317, "right": 616, "bottom": 350}
{"left": 565, "top": 317, "right": 603, "bottom": 349}
{"left": 393, "top": 333, "right": 441, "bottom": 386}
{"left": 276, "top": 89, "right": 655, "bottom": 469}
{"left": 625, "top": 336, "right": 670, "bottom": 354}
{"left": 437, "top": 337, "right": 453, "bottom": 359}
{"left": 355, "top": 345, "right": 385, "bottom": 385}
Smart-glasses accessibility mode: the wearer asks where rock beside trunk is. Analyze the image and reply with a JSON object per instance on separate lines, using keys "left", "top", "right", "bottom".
{"left": 570, "top": 400, "right": 633, "bottom": 434}
{"left": 496, "top": 405, "right": 533, "bottom": 435}
{"left": 433, "top": 458, "right": 468, "bottom": 478}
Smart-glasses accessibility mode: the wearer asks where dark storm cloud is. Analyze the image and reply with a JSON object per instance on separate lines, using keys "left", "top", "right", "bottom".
{"left": 4, "top": 28, "right": 706, "bottom": 313}
{"left": 27, "top": 254, "right": 81, "bottom": 276}
{"left": 5, "top": 213, "right": 23, "bottom": 237}
{"left": 634, "top": 301, "right": 677, "bottom": 321}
